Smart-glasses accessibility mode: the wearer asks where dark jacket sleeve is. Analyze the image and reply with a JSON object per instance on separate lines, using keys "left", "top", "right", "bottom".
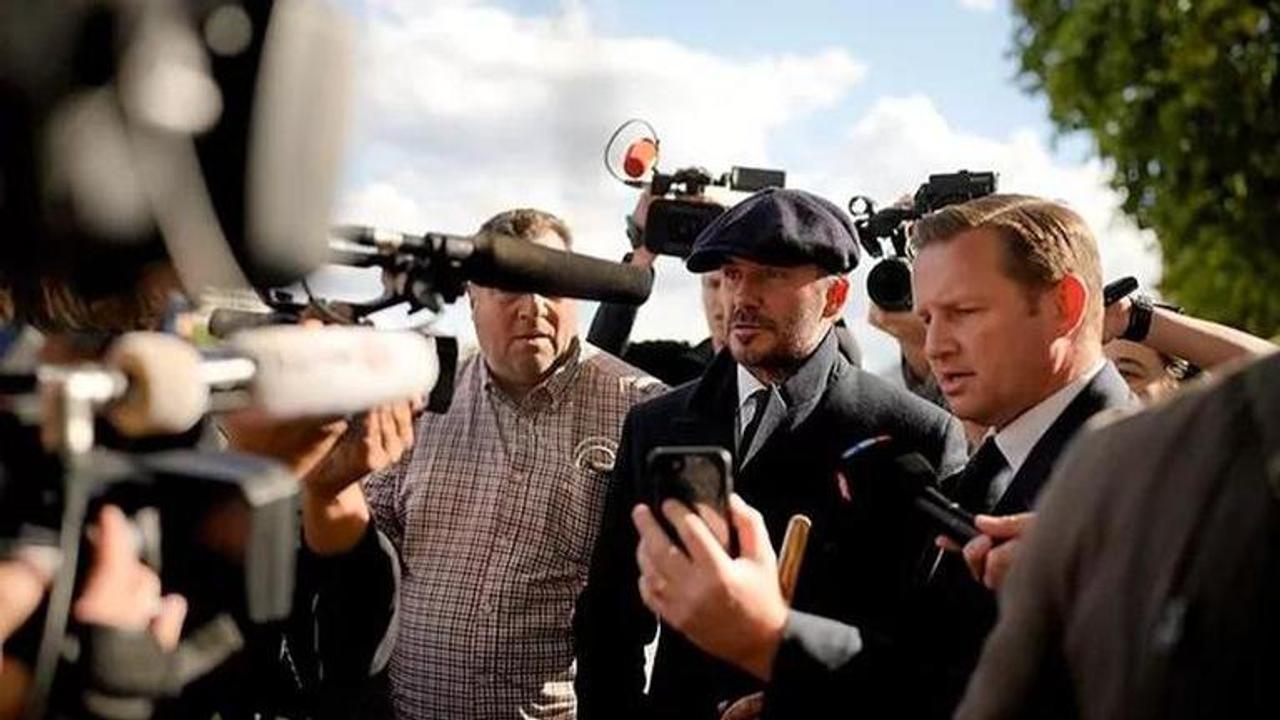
{"left": 587, "top": 298, "right": 642, "bottom": 357}
{"left": 291, "top": 521, "right": 400, "bottom": 716}
{"left": 764, "top": 610, "right": 863, "bottom": 716}
{"left": 764, "top": 599, "right": 924, "bottom": 718}
{"left": 573, "top": 408, "right": 658, "bottom": 719}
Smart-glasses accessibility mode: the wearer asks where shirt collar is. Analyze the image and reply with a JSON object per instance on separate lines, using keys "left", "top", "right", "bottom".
{"left": 736, "top": 362, "right": 768, "bottom": 413}
{"left": 989, "top": 358, "right": 1106, "bottom": 477}
{"left": 483, "top": 337, "right": 584, "bottom": 411}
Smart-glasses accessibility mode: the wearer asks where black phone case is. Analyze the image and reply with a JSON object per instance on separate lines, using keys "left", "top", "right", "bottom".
{"left": 644, "top": 446, "right": 737, "bottom": 555}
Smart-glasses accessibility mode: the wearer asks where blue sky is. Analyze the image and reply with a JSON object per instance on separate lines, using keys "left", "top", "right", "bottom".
{"left": 326, "top": 0, "right": 1157, "bottom": 370}
{"left": 526, "top": 0, "right": 1051, "bottom": 141}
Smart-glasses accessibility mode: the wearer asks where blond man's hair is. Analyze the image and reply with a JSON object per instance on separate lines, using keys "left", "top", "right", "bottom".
{"left": 910, "top": 194, "right": 1103, "bottom": 334}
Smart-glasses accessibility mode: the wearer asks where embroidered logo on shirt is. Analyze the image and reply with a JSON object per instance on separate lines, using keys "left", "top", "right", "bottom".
{"left": 573, "top": 436, "right": 618, "bottom": 473}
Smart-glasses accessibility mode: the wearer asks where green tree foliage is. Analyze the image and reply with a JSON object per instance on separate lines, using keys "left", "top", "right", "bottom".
{"left": 1012, "top": 0, "right": 1280, "bottom": 336}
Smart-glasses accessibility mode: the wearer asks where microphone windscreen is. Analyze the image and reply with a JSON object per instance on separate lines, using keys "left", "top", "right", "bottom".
{"left": 622, "top": 138, "right": 658, "bottom": 179}
{"left": 229, "top": 325, "right": 439, "bottom": 418}
{"left": 105, "top": 332, "right": 211, "bottom": 436}
{"left": 469, "top": 233, "right": 653, "bottom": 304}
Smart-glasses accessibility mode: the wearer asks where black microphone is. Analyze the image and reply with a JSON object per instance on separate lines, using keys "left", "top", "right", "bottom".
{"left": 331, "top": 225, "right": 654, "bottom": 305}
{"left": 839, "top": 435, "right": 979, "bottom": 544}
{"left": 208, "top": 309, "right": 301, "bottom": 339}
{"left": 467, "top": 232, "right": 653, "bottom": 304}
{"left": 1104, "top": 276, "right": 1139, "bottom": 306}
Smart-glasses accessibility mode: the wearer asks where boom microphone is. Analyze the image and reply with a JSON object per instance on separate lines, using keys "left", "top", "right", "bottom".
{"left": 839, "top": 435, "right": 978, "bottom": 544}
{"left": 468, "top": 232, "right": 653, "bottom": 304}
{"left": 105, "top": 327, "right": 439, "bottom": 435}
{"left": 330, "top": 225, "right": 654, "bottom": 305}
{"left": 208, "top": 309, "right": 300, "bottom": 338}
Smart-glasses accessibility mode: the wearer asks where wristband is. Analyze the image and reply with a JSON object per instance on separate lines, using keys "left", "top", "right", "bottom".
{"left": 1121, "top": 294, "right": 1155, "bottom": 342}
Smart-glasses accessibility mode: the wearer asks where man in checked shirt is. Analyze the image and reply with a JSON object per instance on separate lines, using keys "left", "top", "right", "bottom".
{"left": 358, "top": 208, "right": 666, "bottom": 719}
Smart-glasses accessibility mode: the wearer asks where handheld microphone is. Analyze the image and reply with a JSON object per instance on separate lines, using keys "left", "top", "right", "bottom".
{"left": 622, "top": 138, "right": 658, "bottom": 179}
{"left": 104, "top": 327, "right": 439, "bottom": 435}
{"left": 838, "top": 435, "right": 979, "bottom": 544}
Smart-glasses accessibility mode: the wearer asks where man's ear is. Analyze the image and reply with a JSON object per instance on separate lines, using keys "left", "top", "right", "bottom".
{"left": 823, "top": 275, "right": 850, "bottom": 319}
{"left": 465, "top": 282, "right": 477, "bottom": 312}
{"left": 1055, "top": 274, "right": 1089, "bottom": 337}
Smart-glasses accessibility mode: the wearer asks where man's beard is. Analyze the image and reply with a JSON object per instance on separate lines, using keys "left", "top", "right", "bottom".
{"left": 729, "top": 308, "right": 796, "bottom": 372}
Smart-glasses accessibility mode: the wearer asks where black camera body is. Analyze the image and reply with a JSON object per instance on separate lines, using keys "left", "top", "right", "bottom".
{"left": 851, "top": 171, "right": 998, "bottom": 312}
{"left": 644, "top": 166, "right": 786, "bottom": 258}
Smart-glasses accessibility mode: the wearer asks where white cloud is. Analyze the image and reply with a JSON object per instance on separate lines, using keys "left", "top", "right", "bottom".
{"left": 335, "top": 0, "right": 866, "bottom": 342}
{"left": 333, "top": 2, "right": 1161, "bottom": 372}
{"left": 958, "top": 0, "right": 998, "bottom": 11}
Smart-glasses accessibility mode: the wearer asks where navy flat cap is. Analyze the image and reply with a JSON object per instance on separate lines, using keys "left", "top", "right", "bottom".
{"left": 685, "top": 188, "right": 860, "bottom": 274}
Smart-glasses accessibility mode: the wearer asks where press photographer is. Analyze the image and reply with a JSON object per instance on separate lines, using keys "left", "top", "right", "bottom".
{"left": 852, "top": 171, "right": 996, "bottom": 413}
{"left": 588, "top": 122, "right": 859, "bottom": 384}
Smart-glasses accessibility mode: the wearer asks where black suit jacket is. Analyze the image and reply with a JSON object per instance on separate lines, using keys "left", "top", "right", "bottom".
{"left": 573, "top": 331, "right": 968, "bottom": 720}
{"left": 767, "top": 362, "right": 1134, "bottom": 719}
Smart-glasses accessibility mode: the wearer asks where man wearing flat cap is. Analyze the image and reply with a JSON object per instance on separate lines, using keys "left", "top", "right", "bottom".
{"left": 574, "top": 188, "right": 967, "bottom": 719}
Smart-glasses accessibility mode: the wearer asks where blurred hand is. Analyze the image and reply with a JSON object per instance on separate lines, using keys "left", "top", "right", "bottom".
{"left": 633, "top": 495, "right": 787, "bottom": 681}
{"left": 0, "top": 557, "right": 54, "bottom": 650}
{"left": 220, "top": 410, "right": 348, "bottom": 480}
{"left": 303, "top": 401, "right": 418, "bottom": 500}
{"left": 74, "top": 506, "right": 186, "bottom": 651}
{"left": 868, "top": 304, "right": 930, "bottom": 380}
{"left": 631, "top": 190, "right": 655, "bottom": 232}
{"left": 719, "top": 692, "right": 764, "bottom": 720}
{"left": 627, "top": 190, "right": 659, "bottom": 267}
{"left": 1103, "top": 297, "right": 1133, "bottom": 343}
{"left": 868, "top": 304, "right": 926, "bottom": 348}
{"left": 937, "top": 512, "right": 1035, "bottom": 591}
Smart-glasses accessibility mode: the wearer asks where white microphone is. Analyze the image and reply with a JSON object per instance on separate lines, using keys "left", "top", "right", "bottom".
{"left": 104, "top": 326, "right": 439, "bottom": 435}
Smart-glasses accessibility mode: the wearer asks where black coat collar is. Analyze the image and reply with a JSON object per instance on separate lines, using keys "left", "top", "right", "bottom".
{"left": 679, "top": 330, "right": 841, "bottom": 468}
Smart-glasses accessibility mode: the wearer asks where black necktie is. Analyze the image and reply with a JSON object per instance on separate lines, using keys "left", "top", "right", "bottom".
{"left": 737, "top": 388, "right": 772, "bottom": 457}
{"left": 952, "top": 437, "right": 1007, "bottom": 513}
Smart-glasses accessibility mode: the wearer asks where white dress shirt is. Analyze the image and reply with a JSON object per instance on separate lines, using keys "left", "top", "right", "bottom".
{"left": 983, "top": 359, "right": 1107, "bottom": 507}
{"left": 736, "top": 363, "right": 771, "bottom": 447}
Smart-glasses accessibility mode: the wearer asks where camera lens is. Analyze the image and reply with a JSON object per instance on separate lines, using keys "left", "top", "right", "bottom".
{"left": 867, "top": 258, "right": 913, "bottom": 312}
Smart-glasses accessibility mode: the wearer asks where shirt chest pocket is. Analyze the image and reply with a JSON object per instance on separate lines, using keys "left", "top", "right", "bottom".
{"left": 548, "top": 439, "right": 617, "bottom": 566}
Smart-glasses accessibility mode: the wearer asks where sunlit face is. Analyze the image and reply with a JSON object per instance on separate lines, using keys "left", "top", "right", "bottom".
{"left": 1105, "top": 339, "right": 1178, "bottom": 404}
{"left": 468, "top": 231, "right": 578, "bottom": 394}
{"left": 720, "top": 256, "right": 845, "bottom": 380}
{"left": 700, "top": 270, "right": 727, "bottom": 351}
{"left": 913, "top": 229, "right": 1065, "bottom": 428}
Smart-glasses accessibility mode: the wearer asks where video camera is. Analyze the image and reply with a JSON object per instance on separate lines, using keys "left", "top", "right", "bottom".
{"left": 605, "top": 119, "right": 785, "bottom": 258}
{"left": 0, "top": 0, "right": 428, "bottom": 716}
{"left": 849, "top": 171, "right": 998, "bottom": 312}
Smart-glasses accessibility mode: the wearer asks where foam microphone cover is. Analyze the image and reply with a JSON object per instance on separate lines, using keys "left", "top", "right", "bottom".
{"left": 623, "top": 138, "right": 658, "bottom": 179}
{"left": 470, "top": 233, "right": 654, "bottom": 304}
{"left": 105, "top": 332, "right": 211, "bottom": 436}
{"left": 228, "top": 325, "right": 439, "bottom": 418}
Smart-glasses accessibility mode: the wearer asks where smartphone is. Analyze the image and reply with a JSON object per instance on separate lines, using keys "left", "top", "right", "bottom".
{"left": 645, "top": 446, "right": 735, "bottom": 553}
